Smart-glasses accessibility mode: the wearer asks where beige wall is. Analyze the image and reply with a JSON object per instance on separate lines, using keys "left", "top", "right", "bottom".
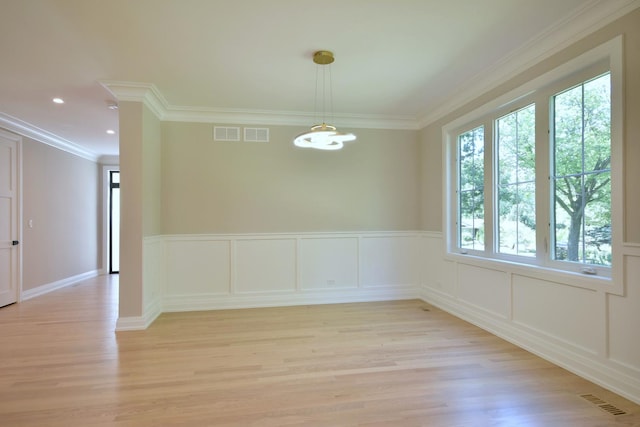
{"left": 118, "top": 101, "right": 162, "bottom": 319}
{"left": 118, "top": 101, "right": 144, "bottom": 317}
{"left": 419, "top": 8, "right": 640, "bottom": 243}
{"left": 161, "top": 123, "right": 420, "bottom": 234}
{"left": 143, "top": 107, "right": 162, "bottom": 237}
{"left": 21, "top": 136, "right": 99, "bottom": 291}
{"left": 418, "top": 125, "right": 442, "bottom": 231}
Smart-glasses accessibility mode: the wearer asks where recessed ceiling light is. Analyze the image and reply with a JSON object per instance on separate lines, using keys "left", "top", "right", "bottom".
{"left": 52, "top": 98, "right": 64, "bottom": 104}
{"left": 106, "top": 129, "right": 116, "bottom": 135}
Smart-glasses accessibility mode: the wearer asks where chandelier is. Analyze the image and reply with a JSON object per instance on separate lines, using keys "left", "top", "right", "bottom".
{"left": 293, "top": 50, "right": 356, "bottom": 150}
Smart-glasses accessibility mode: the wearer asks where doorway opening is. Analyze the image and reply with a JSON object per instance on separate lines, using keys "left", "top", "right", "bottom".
{"left": 109, "top": 170, "right": 120, "bottom": 274}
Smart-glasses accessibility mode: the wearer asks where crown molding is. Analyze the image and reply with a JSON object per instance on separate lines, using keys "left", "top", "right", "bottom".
{"left": 100, "top": 81, "right": 420, "bottom": 130}
{"left": 417, "top": 0, "right": 640, "bottom": 128}
{"left": 99, "top": 80, "right": 168, "bottom": 120}
{"left": 164, "top": 106, "right": 420, "bottom": 130}
{"left": 0, "top": 112, "right": 99, "bottom": 162}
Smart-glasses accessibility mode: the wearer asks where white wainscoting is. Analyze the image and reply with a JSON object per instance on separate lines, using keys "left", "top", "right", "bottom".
{"left": 143, "top": 236, "right": 164, "bottom": 326}
{"left": 420, "top": 232, "right": 640, "bottom": 405}
{"left": 158, "top": 232, "right": 422, "bottom": 312}
{"left": 116, "top": 237, "right": 164, "bottom": 331}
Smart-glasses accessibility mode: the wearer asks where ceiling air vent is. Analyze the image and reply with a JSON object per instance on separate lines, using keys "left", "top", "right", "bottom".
{"left": 244, "top": 127, "right": 269, "bottom": 143}
{"left": 213, "top": 126, "right": 240, "bottom": 141}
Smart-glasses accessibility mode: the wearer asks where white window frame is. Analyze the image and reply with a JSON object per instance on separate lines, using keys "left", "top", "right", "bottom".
{"left": 443, "top": 36, "right": 623, "bottom": 295}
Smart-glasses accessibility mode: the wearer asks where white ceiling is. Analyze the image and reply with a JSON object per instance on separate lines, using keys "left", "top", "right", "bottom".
{"left": 0, "top": 0, "right": 637, "bottom": 159}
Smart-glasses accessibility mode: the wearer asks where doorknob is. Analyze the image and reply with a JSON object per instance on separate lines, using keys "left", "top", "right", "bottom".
{"left": 12, "top": 240, "right": 19, "bottom": 246}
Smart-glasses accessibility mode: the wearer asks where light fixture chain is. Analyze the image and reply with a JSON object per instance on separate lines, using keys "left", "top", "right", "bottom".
{"left": 292, "top": 49, "right": 356, "bottom": 150}
{"left": 322, "top": 63, "right": 327, "bottom": 124}
{"left": 314, "top": 65, "right": 320, "bottom": 124}
{"left": 329, "top": 64, "right": 334, "bottom": 126}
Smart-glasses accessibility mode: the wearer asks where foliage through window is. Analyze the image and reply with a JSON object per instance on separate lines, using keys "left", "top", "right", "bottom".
{"left": 450, "top": 69, "right": 614, "bottom": 278}
{"left": 497, "top": 104, "right": 536, "bottom": 257}
{"left": 458, "top": 126, "right": 485, "bottom": 251}
{"left": 552, "top": 73, "right": 611, "bottom": 266}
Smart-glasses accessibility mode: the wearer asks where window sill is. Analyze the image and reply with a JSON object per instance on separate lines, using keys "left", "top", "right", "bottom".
{"left": 444, "top": 251, "right": 621, "bottom": 295}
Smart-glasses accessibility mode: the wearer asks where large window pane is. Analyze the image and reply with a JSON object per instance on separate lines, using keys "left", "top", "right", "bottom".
{"left": 458, "top": 126, "right": 484, "bottom": 251}
{"left": 497, "top": 104, "right": 536, "bottom": 257}
{"left": 552, "top": 73, "right": 611, "bottom": 266}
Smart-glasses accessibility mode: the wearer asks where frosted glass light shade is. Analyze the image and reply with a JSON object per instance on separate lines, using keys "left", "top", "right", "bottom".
{"left": 293, "top": 123, "right": 356, "bottom": 151}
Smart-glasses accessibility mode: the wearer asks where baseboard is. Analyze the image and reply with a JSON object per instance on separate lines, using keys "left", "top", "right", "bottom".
{"left": 115, "top": 316, "right": 148, "bottom": 331}
{"left": 163, "top": 286, "right": 419, "bottom": 313}
{"left": 21, "top": 270, "right": 99, "bottom": 301}
{"left": 116, "top": 295, "right": 162, "bottom": 331}
{"left": 420, "top": 286, "right": 640, "bottom": 405}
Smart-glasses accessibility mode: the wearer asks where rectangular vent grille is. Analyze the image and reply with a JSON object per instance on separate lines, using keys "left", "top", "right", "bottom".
{"left": 214, "top": 126, "right": 240, "bottom": 141}
{"left": 244, "top": 127, "right": 269, "bottom": 143}
{"left": 579, "top": 394, "right": 627, "bottom": 416}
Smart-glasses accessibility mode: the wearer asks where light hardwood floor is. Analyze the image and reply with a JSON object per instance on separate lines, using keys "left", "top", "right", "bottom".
{"left": 0, "top": 275, "right": 638, "bottom": 426}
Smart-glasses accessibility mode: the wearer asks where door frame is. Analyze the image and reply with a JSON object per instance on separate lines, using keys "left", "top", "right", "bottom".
{"left": 0, "top": 128, "right": 22, "bottom": 303}
{"left": 101, "top": 164, "right": 119, "bottom": 275}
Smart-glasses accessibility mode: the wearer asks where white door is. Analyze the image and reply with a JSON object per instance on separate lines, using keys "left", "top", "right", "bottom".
{"left": 0, "top": 131, "right": 19, "bottom": 307}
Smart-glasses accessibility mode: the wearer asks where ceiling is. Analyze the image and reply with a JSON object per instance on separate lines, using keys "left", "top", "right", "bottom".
{"left": 0, "top": 0, "right": 636, "bottom": 159}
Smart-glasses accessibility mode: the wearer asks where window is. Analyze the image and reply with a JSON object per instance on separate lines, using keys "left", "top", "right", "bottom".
{"left": 497, "top": 104, "right": 536, "bottom": 257}
{"left": 458, "top": 126, "right": 485, "bottom": 251}
{"left": 551, "top": 74, "right": 611, "bottom": 267}
{"left": 445, "top": 37, "right": 622, "bottom": 286}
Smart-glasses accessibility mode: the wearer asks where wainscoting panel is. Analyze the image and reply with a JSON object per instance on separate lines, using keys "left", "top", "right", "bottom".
{"left": 512, "top": 274, "right": 600, "bottom": 354}
{"left": 360, "top": 235, "right": 419, "bottom": 288}
{"left": 235, "top": 238, "right": 297, "bottom": 294}
{"left": 608, "top": 252, "right": 640, "bottom": 371}
{"left": 165, "top": 239, "right": 231, "bottom": 296}
{"left": 143, "top": 236, "right": 164, "bottom": 309}
{"left": 457, "top": 263, "right": 510, "bottom": 319}
{"left": 299, "top": 237, "right": 358, "bottom": 290}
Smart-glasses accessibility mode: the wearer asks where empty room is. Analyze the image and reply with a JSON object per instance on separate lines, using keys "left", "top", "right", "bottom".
{"left": 1, "top": 1, "right": 639, "bottom": 425}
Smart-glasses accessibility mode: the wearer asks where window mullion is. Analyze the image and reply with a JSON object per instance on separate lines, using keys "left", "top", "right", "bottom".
{"left": 484, "top": 120, "right": 494, "bottom": 255}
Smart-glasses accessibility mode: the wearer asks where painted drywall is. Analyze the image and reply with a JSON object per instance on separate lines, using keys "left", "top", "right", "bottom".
{"left": 117, "top": 101, "right": 162, "bottom": 320}
{"left": 118, "top": 101, "right": 144, "bottom": 318}
{"left": 21, "top": 136, "right": 99, "bottom": 291}
{"left": 161, "top": 123, "right": 420, "bottom": 234}
{"left": 419, "top": 125, "right": 442, "bottom": 231}
{"left": 143, "top": 106, "right": 162, "bottom": 237}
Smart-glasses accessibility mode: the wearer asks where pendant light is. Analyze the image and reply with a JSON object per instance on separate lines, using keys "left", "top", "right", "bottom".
{"left": 293, "top": 50, "right": 356, "bottom": 150}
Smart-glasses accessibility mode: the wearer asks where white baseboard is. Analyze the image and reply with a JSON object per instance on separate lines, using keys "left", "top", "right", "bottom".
{"left": 116, "top": 295, "right": 162, "bottom": 331}
{"left": 21, "top": 270, "right": 99, "bottom": 301}
{"left": 115, "top": 316, "right": 149, "bottom": 331}
{"left": 163, "top": 286, "right": 419, "bottom": 313}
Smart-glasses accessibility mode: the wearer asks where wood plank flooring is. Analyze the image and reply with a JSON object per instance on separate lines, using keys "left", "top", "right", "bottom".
{"left": 0, "top": 275, "right": 638, "bottom": 426}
